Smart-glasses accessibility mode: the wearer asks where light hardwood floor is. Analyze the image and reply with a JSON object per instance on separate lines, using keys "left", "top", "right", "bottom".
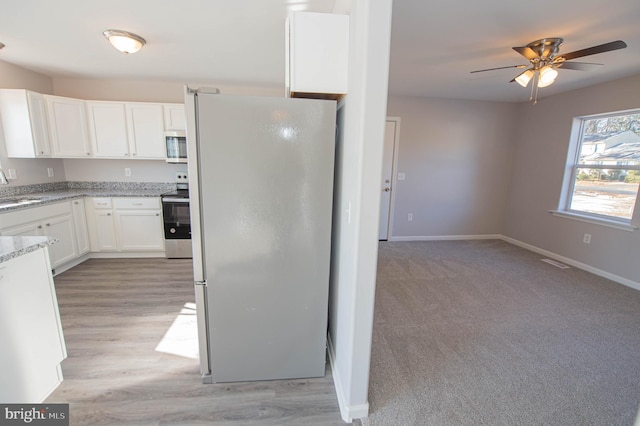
{"left": 46, "top": 258, "right": 343, "bottom": 425}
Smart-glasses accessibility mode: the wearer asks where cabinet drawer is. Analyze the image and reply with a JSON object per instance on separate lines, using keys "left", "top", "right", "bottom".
{"left": 113, "top": 197, "right": 160, "bottom": 209}
{"left": 92, "top": 198, "right": 112, "bottom": 209}
{"left": 0, "top": 201, "right": 72, "bottom": 229}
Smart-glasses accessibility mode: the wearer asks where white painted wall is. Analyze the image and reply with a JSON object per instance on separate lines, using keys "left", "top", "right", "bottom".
{"left": 328, "top": 0, "right": 393, "bottom": 422}
{"left": 62, "top": 159, "right": 186, "bottom": 183}
{"left": 505, "top": 74, "right": 640, "bottom": 284}
{"left": 0, "top": 59, "right": 67, "bottom": 186}
{"left": 53, "top": 78, "right": 282, "bottom": 102}
{"left": 386, "top": 97, "right": 517, "bottom": 238}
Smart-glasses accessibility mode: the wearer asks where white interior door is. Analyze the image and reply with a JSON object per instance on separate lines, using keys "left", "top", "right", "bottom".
{"left": 379, "top": 120, "right": 397, "bottom": 240}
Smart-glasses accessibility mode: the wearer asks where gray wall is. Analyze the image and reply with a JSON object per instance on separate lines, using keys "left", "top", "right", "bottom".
{"left": 386, "top": 96, "right": 517, "bottom": 237}
{"left": 505, "top": 74, "right": 640, "bottom": 284}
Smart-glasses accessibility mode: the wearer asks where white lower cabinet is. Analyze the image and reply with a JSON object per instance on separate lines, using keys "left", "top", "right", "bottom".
{"left": 86, "top": 198, "right": 117, "bottom": 251}
{"left": 71, "top": 199, "right": 90, "bottom": 255}
{"left": 86, "top": 197, "right": 164, "bottom": 253}
{"left": 0, "top": 248, "right": 67, "bottom": 403}
{"left": 0, "top": 202, "right": 79, "bottom": 269}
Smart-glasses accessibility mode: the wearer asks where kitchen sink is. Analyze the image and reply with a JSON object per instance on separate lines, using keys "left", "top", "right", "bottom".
{"left": 0, "top": 197, "right": 46, "bottom": 208}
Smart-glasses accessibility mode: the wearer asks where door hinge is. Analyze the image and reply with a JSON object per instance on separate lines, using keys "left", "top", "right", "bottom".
{"left": 195, "top": 280, "right": 207, "bottom": 287}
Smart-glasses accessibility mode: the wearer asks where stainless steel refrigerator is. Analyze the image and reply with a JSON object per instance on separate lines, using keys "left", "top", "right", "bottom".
{"left": 184, "top": 88, "right": 336, "bottom": 383}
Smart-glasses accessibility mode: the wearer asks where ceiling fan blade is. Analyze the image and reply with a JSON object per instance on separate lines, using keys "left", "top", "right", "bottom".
{"left": 560, "top": 40, "right": 627, "bottom": 61}
{"left": 559, "top": 61, "right": 603, "bottom": 71}
{"left": 512, "top": 46, "right": 538, "bottom": 60}
{"left": 470, "top": 64, "right": 527, "bottom": 74}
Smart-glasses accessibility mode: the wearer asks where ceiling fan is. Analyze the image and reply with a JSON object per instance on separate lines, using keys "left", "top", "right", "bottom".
{"left": 471, "top": 38, "right": 627, "bottom": 103}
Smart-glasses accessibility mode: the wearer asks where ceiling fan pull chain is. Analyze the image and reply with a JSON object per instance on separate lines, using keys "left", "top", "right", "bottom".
{"left": 529, "top": 73, "right": 536, "bottom": 102}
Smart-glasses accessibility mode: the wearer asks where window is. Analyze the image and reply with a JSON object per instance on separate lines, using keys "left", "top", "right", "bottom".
{"left": 560, "top": 109, "right": 640, "bottom": 228}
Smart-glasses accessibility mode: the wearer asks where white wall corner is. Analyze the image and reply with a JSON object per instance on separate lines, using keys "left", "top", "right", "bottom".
{"left": 327, "top": 334, "right": 370, "bottom": 423}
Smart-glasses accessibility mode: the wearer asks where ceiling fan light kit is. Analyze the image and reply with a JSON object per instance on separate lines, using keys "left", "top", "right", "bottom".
{"left": 538, "top": 66, "right": 558, "bottom": 87}
{"left": 471, "top": 37, "right": 627, "bottom": 104}
{"left": 514, "top": 69, "right": 534, "bottom": 87}
{"left": 103, "top": 29, "right": 146, "bottom": 54}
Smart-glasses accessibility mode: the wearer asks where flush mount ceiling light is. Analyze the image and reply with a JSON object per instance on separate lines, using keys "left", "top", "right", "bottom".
{"left": 103, "top": 29, "right": 146, "bottom": 54}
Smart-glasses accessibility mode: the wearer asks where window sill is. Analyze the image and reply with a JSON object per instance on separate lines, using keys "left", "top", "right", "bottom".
{"left": 550, "top": 210, "right": 638, "bottom": 232}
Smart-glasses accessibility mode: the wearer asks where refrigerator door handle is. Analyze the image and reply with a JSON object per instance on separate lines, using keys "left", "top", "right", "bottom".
{"left": 194, "top": 280, "right": 212, "bottom": 382}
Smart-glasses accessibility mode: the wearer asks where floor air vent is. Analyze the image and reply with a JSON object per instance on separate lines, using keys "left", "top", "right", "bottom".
{"left": 540, "top": 258, "right": 570, "bottom": 269}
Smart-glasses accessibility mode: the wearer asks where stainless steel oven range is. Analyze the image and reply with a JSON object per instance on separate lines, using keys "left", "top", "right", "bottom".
{"left": 161, "top": 187, "right": 192, "bottom": 258}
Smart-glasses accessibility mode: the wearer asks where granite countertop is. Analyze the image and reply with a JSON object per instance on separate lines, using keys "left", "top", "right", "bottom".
{"left": 0, "top": 187, "right": 168, "bottom": 213}
{"left": 0, "top": 236, "right": 57, "bottom": 263}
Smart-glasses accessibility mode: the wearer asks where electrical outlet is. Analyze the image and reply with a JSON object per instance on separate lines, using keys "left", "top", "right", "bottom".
{"left": 398, "top": 172, "right": 406, "bottom": 181}
{"left": 408, "top": 213, "right": 413, "bottom": 221}
{"left": 47, "top": 167, "right": 54, "bottom": 178}
{"left": 7, "top": 169, "right": 17, "bottom": 179}
{"left": 583, "top": 233, "right": 591, "bottom": 244}
{"left": 124, "top": 168, "right": 132, "bottom": 177}
{"left": 176, "top": 172, "right": 188, "bottom": 182}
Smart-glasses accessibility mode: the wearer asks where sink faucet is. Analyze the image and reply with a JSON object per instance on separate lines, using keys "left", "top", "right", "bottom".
{"left": 0, "top": 169, "right": 8, "bottom": 185}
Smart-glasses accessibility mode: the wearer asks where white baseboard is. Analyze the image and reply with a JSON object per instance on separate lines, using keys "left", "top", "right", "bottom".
{"left": 500, "top": 235, "right": 640, "bottom": 292}
{"left": 52, "top": 251, "right": 168, "bottom": 276}
{"left": 389, "top": 233, "right": 639, "bottom": 292}
{"left": 52, "top": 253, "right": 91, "bottom": 276}
{"left": 88, "top": 251, "right": 166, "bottom": 259}
{"left": 327, "top": 334, "right": 369, "bottom": 423}
{"left": 389, "top": 234, "right": 502, "bottom": 242}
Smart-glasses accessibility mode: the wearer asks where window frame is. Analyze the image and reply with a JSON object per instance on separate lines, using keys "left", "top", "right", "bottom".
{"left": 559, "top": 109, "right": 640, "bottom": 229}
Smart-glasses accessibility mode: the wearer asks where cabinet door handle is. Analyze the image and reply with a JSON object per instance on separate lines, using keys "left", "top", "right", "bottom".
{"left": 133, "top": 203, "right": 143, "bottom": 206}
{"left": 87, "top": 152, "right": 91, "bottom": 156}
{"left": 107, "top": 213, "right": 111, "bottom": 216}
{"left": 46, "top": 223, "right": 51, "bottom": 227}
{"left": 156, "top": 213, "right": 160, "bottom": 216}
{"left": 37, "top": 225, "right": 43, "bottom": 229}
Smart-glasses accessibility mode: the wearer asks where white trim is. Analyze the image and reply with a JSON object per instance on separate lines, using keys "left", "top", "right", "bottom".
{"left": 389, "top": 234, "right": 502, "bottom": 242}
{"left": 501, "top": 235, "right": 640, "bottom": 292}
{"left": 52, "top": 253, "right": 91, "bottom": 276}
{"left": 385, "top": 234, "right": 640, "bottom": 292}
{"left": 550, "top": 210, "right": 637, "bottom": 232}
{"left": 327, "top": 333, "right": 369, "bottom": 423}
{"left": 88, "top": 251, "right": 166, "bottom": 259}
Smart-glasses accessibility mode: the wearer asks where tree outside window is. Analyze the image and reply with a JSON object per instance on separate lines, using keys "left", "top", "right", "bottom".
{"left": 563, "top": 110, "right": 640, "bottom": 226}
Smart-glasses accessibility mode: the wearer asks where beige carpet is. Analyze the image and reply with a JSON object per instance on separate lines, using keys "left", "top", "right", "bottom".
{"left": 367, "top": 240, "right": 640, "bottom": 425}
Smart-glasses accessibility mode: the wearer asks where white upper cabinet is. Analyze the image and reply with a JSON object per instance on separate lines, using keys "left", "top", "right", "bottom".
{"left": 126, "top": 103, "right": 166, "bottom": 159}
{"left": 163, "top": 104, "right": 186, "bottom": 131}
{"left": 286, "top": 12, "right": 349, "bottom": 99}
{"left": 45, "top": 95, "right": 91, "bottom": 158}
{"left": 0, "top": 89, "right": 51, "bottom": 158}
{"left": 86, "top": 101, "right": 130, "bottom": 158}
{"left": 3, "top": 90, "right": 180, "bottom": 160}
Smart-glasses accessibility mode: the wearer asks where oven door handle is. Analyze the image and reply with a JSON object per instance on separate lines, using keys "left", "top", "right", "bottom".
{"left": 162, "top": 197, "right": 190, "bottom": 203}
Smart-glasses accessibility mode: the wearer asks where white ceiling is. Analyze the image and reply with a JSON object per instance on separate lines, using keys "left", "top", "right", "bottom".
{"left": 1, "top": 0, "right": 639, "bottom": 103}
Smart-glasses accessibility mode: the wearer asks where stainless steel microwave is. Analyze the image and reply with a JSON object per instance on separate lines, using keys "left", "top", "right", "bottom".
{"left": 165, "top": 131, "right": 187, "bottom": 163}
